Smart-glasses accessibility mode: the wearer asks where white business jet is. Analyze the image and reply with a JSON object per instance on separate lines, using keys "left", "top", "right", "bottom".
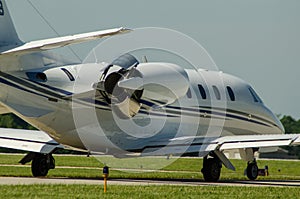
{"left": 0, "top": 0, "right": 299, "bottom": 182}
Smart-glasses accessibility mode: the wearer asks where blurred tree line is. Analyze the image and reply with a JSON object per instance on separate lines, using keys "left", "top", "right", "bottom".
{"left": 280, "top": 115, "right": 300, "bottom": 158}
{"left": 0, "top": 114, "right": 35, "bottom": 130}
{"left": 0, "top": 113, "right": 299, "bottom": 157}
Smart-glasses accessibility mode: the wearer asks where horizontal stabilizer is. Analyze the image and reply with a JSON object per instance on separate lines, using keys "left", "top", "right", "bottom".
{"left": 0, "top": 27, "right": 131, "bottom": 56}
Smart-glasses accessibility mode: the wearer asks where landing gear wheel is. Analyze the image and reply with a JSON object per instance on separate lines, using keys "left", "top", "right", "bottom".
{"left": 31, "top": 154, "right": 54, "bottom": 177}
{"left": 201, "top": 156, "right": 222, "bottom": 182}
{"left": 246, "top": 161, "right": 258, "bottom": 180}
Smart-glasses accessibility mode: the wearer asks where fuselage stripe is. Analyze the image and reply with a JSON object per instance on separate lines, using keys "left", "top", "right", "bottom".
{"left": 0, "top": 71, "right": 275, "bottom": 129}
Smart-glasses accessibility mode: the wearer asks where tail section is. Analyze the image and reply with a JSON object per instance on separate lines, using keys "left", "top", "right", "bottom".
{"left": 0, "top": 0, "right": 21, "bottom": 47}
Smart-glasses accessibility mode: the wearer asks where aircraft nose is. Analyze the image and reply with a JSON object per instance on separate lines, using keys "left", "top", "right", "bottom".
{"left": 274, "top": 117, "right": 285, "bottom": 134}
{"left": 267, "top": 108, "right": 285, "bottom": 134}
{"left": 262, "top": 105, "right": 285, "bottom": 134}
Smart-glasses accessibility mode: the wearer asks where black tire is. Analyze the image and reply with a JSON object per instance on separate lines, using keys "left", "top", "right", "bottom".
{"left": 201, "top": 157, "right": 222, "bottom": 182}
{"left": 246, "top": 162, "right": 258, "bottom": 180}
{"left": 31, "top": 155, "right": 49, "bottom": 177}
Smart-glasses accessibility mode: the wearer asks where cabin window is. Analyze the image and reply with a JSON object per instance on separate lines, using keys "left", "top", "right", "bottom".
{"left": 226, "top": 86, "right": 235, "bottom": 101}
{"left": 212, "top": 85, "right": 221, "bottom": 100}
{"left": 61, "top": 68, "right": 75, "bottom": 81}
{"left": 248, "top": 87, "right": 262, "bottom": 103}
{"left": 0, "top": 1, "right": 4, "bottom": 16}
{"left": 198, "top": 84, "right": 206, "bottom": 99}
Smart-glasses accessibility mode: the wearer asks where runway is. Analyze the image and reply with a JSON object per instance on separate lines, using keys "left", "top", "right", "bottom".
{"left": 0, "top": 177, "right": 299, "bottom": 187}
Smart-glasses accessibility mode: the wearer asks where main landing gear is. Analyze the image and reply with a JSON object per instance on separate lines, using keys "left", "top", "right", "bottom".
{"left": 201, "top": 154, "right": 222, "bottom": 182}
{"left": 246, "top": 160, "right": 258, "bottom": 180}
{"left": 200, "top": 149, "right": 261, "bottom": 182}
{"left": 240, "top": 148, "right": 259, "bottom": 180}
{"left": 19, "top": 153, "right": 55, "bottom": 177}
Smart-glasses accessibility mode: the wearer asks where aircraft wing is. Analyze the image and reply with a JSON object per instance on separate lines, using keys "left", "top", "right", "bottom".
{"left": 0, "top": 27, "right": 130, "bottom": 56}
{"left": 0, "top": 128, "right": 63, "bottom": 154}
{"left": 141, "top": 134, "right": 300, "bottom": 156}
{"left": 212, "top": 134, "right": 300, "bottom": 150}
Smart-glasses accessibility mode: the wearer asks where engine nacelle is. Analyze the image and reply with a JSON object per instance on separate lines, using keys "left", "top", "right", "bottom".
{"left": 96, "top": 54, "right": 189, "bottom": 119}
{"left": 133, "top": 62, "right": 189, "bottom": 104}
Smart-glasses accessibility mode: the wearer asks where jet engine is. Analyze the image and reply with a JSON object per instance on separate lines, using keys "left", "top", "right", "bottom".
{"left": 94, "top": 54, "right": 189, "bottom": 118}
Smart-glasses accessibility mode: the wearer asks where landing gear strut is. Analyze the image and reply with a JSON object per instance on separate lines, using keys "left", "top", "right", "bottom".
{"left": 239, "top": 148, "right": 259, "bottom": 180}
{"left": 246, "top": 160, "right": 258, "bottom": 180}
{"left": 201, "top": 154, "right": 222, "bottom": 182}
{"left": 19, "top": 153, "right": 55, "bottom": 177}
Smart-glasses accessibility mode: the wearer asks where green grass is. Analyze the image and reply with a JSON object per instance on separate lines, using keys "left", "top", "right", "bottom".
{"left": 0, "top": 154, "right": 299, "bottom": 198}
{"left": 0, "top": 184, "right": 298, "bottom": 199}
{"left": 0, "top": 154, "right": 300, "bottom": 180}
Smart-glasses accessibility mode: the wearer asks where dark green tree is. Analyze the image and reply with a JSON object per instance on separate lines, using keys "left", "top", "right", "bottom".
{"left": 0, "top": 113, "right": 35, "bottom": 129}
{"left": 281, "top": 115, "right": 300, "bottom": 158}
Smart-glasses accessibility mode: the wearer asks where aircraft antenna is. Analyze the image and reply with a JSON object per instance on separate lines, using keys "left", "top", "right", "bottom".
{"left": 142, "top": 55, "right": 148, "bottom": 63}
{"left": 26, "top": 0, "right": 82, "bottom": 62}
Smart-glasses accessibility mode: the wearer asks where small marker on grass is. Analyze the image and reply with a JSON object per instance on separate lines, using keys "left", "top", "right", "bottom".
{"left": 103, "top": 166, "right": 109, "bottom": 193}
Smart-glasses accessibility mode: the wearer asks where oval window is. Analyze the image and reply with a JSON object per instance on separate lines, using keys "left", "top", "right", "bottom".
{"left": 226, "top": 86, "right": 235, "bottom": 101}
{"left": 198, "top": 84, "right": 207, "bottom": 99}
{"left": 212, "top": 85, "right": 221, "bottom": 100}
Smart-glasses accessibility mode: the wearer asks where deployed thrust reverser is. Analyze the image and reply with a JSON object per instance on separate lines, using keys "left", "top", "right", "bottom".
{"left": 94, "top": 53, "right": 190, "bottom": 118}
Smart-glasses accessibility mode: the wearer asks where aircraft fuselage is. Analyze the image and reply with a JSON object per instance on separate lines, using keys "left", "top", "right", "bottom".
{"left": 0, "top": 60, "right": 284, "bottom": 155}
